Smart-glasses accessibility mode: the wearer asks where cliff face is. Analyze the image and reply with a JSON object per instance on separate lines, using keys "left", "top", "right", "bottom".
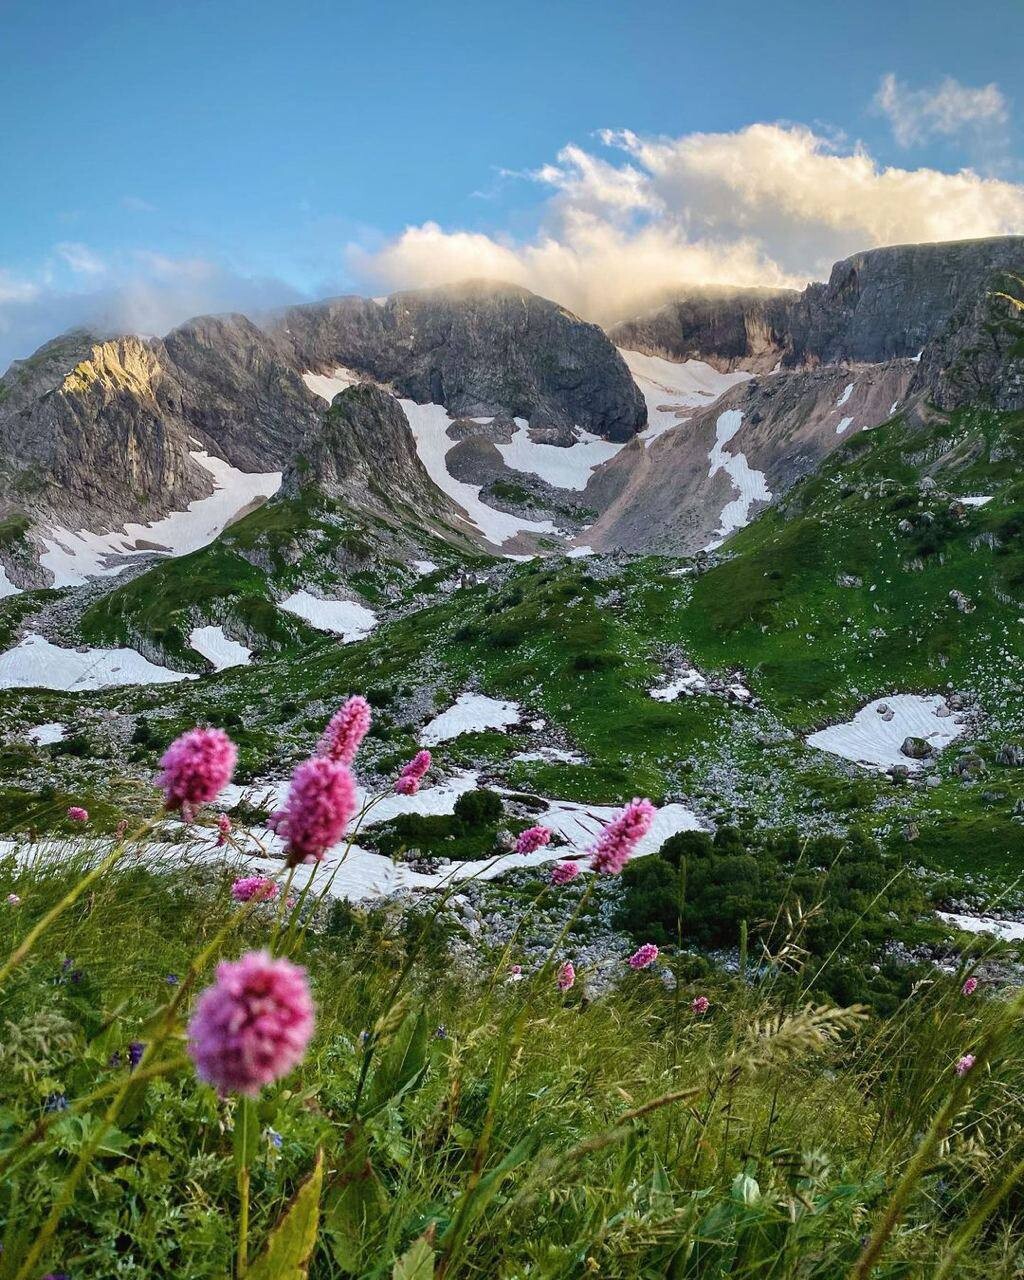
{"left": 273, "top": 281, "right": 648, "bottom": 440}
{"left": 610, "top": 237, "right": 1024, "bottom": 398}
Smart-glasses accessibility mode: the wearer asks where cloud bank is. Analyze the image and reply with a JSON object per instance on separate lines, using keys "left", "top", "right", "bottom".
{"left": 357, "top": 121, "right": 1024, "bottom": 323}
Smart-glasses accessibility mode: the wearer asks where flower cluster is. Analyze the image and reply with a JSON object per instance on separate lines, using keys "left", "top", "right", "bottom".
{"left": 514, "top": 825, "right": 552, "bottom": 856}
{"left": 187, "top": 950, "right": 315, "bottom": 1096}
{"left": 691, "top": 995, "right": 710, "bottom": 1015}
{"left": 395, "top": 750, "right": 432, "bottom": 796}
{"left": 955, "top": 1053, "right": 976, "bottom": 1077}
{"left": 231, "top": 875, "right": 280, "bottom": 903}
{"left": 550, "top": 861, "right": 580, "bottom": 886}
{"left": 628, "top": 943, "right": 659, "bottom": 970}
{"left": 216, "top": 813, "right": 232, "bottom": 846}
{"left": 557, "top": 961, "right": 576, "bottom": 992}
{"left": 158, "top": 727, "right": 237, "bottom": 811}
{"left": 589, "top": 798, "right": 655, "bottom": 875}
{"left": 67, "top": 806, "right": 89, "bottom": 823}
{"left": 318, "top": 695, "right": 372, "bottom": 765}
{"left": 962, "top": 976, "right": 978, "bottom": 997}
{"left": 271, "top": 758, "right": 357, "bottom": 866}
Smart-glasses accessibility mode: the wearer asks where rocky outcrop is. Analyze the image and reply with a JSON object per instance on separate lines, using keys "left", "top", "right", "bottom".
{"left": 273, "top": 281, "right": 647, "bottom": 440}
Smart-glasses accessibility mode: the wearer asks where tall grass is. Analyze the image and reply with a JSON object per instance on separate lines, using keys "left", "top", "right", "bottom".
{"left": 1, "top": 843, "right": 1022, "bottom": 1278}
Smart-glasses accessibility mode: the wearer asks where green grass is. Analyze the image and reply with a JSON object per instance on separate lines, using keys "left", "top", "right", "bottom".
{"left": 1, "top": 848, "right": 1023, "bottom": 1278}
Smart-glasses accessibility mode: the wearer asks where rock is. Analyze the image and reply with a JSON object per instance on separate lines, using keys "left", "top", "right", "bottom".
{"left": 998, "top": 744, "right": 1024, "bottom": 767}
{"left": 949, "top": 590, "right": 975, "bottom": 614}
{"left": 902, "top": 822, "right": 920, "bottom": 842}
{"left": 900, "top": 736, "right": 933, "bottom": 760}
{"left": 889, "top": 764, "right": 911, "bottom": 781}
{"left": 919, "top": 476, "right": 937, "bottom": 492}
{"left": 952, "top": 754, "right": 986, "bottom": 779}
{"left": 837, "top": 573, "right": 863, "bottom": 588}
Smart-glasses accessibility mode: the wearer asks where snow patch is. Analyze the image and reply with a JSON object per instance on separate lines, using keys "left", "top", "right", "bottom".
{"left": 512, "top": 746, "right": 584, "bottom": 764}
{"left": 302, "top": 367, "right": 359, "bottom": 404}
{"left": 38, "top": 451, "right": 281, "bottom": 588}
{"left": 420, "top": 693, "right": 521, "bottom": 745}
{"left": 0, "top": 634, "right": 195, "bottom": 691}
{"left": 412, "top": 559, "right": 439, "bottom": 576}
{"left": 938, "top": 912, "right": 1024, "bottom": 943}
{"left": 495, "top": 420, "right": 623, "bottom": 490}
{"left": 0, "top": 565, "right": 20, "bottom": 599}
{"left": 620, "top": 349, "right": 752, "bottom": 444}
{"left": 279, "top": 590, "right": 378, "bottom": 641}
{"left": 960, "top": 496, "right": 993, "bottom": 507}
{"left": 836, "top": 416, "right": 854, "bottom": 435}
{"left": 705, "top": 410, "right": 772, "bottom": 550}
{"left": 835, "top": 382, "right": 854, "bottom": 408}
{"left": 189, "top": 626, "right": 252, "bottom": 671}
{"left": 566, "top": 545, "right": 594, "bottom": 558}
{"left": 806, "top": 693, "right": 967, "bottom": 772}
{"left": 26, "top": 722, "right": 66, "bottom": 746}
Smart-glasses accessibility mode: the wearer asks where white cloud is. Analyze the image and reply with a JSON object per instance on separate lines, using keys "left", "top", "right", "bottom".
{"left": 55, "top": 242, "right": 106, "bottom": 276}
{"left": 358, "top": 122, "right": 1024, "bottom": 323}
{"left": 874, "top": 73, "right": 1009, "bottom": 149}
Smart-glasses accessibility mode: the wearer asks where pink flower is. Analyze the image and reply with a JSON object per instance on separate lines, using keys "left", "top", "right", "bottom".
{"left": 509, "top": 964, "right": 522, "bottom": 975}
{"left": 691, "top": 995, "right": 710, "bottom": 1015}
{"left": 318, "top": 695, "right": 372, "bottom": 765}
{"left": 216, "top": 813, "right": 232, "bottom": 847}
{"left": 187, "top": 950, "right": 315, "bottom": 1096}
{"left": 273, "top": 757, "right": 357, "bottom": 865}
{"left": 589, "top": 798, "right": 655, "bottom": 875}
{"left": 158, "top": 728, "right": 237, "bottom": 811}
{"left": 394, "top": 750, "right": 432, "bottom": 796}
{"left": 231, "top": 876, "right": 279, "bottom": 904}
{"left": 628, "top": 943, "right": 660, "bottom": 970}
{"left": 67, "top": 806, "right": 89, "bottom": 823}
{"left": 515, "top": 825, "right": 552, "bottom": 856}
{"left": 6, "top": 893, "right": 20, "bottom": 905}
{"left": 955, "top": 1053, "right": 976, "bottom": 1077}
{"left": 556, "top": 961, "right": 575, "bottom": 992}
{"left": 962, "top": 977, "right": 978, "bottom": 997}
{"left": 551, "top": 861, "right": 580, "bottom": 886}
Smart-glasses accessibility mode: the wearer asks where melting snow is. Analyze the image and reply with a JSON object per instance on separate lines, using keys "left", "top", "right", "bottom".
{"left": 400, "top": 399, "right": 560, "bottom": 546}
{"left": 189, "top": 626, "right": 252, "bottom": 671}
{"left": 0, "top": 634, "right": 194, "bottom": 691}
{"left": 836, "top": 416, "right": 854, "bottom": 435}
{"left": 495, "top": 420, "right": 623, "bottom": 490}
{"left": 0, "top": 565, "right": 20, "bottom": 599}
{"left": 279, "top": 590, "right": 378, "bottom": 641}
{"left": 960, "top": 496, "right": 993, "bottom": 508}
{"left": 26, "top": 722, "right": 66, "bottom": 746}
{"left": 705, "top": 410, "right": 772, "bottom": 550}
{"left": 38, "top": 451, "right": 281, "bottom": 588}
{"left": 302, "top": 367, "right": 359, "bottom": 404}
{"left": 938, "top": 912, "right": 1024, "bottom": 943}
{"left": 420, "top": 693, "right": 521, "bottom": 745}
{"left": 620, "top": 349, "right": 752, "bottom": 443}
{"left": 513, "top": 746, "right": 584, "bottom": 764}
{"left": 412, "top": 559, "right": 439, "bottom": 576}
{"left": 805, "top": 693, "right": 967, "bottom": 772}
{"left": 567, "top": 545, "right": 594, "bottom": 558}
{"left": 650, "top": 669, "right": 709, "bottom": 701}
{"left": 836, "top": 382, "right": 854, "bottom": 408}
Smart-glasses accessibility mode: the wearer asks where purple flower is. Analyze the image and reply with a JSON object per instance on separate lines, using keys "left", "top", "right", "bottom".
{"left": 158, "top": 727, "right": 237, "bottom": 811}
{"left": 166, "top": 974, "right": 179, "bottom": 986}
{"left": 550, "top": 861, "right": 580, "bottom": 886}
{"left": 962, "top": 977, "right": 978, "bottom": 997}
{"left": 67, "top": 806, "right": 89, "bottom": 824}
{"left": 187, "top": 950, "right": 315, "bottom": 1096}
{"left": 589, "top": 799, "right": 655, "bottom": 875}
{"left": 628, "top": 943, "right": 659, "bottom": 970}
{"left": 272, "top": 757, "right": 358, "bottom": 866}
{"left": 318, "top": 695, "right": 372, "bottom": 765}
{"left": 267, "top": 1128, "right": 283, "bottom": 1149}
{"left": 216, "top": 812, "right": 232, "bottom": 846}
{"left": 231, "top": 875, "right": 279, "bottom": 903}
{"left": 128, "top": 1041, "right": 145, "bottom": 1068}
{"left": 557, "top": 961, "right": 576, "bottom": 992}
{"left": 691, "top": 995, "right": 710, "bottom": 1015}
{"left": 395, "top": 750, "right": 432, "bottom": 796}
{"left": 6, "top": 893, "right": 20, "bottom": 905}
{"left": 514, "top": 825, "right": 552, "bottom": 856}
{"left": 43, "top": 1092, "right": 68, "bottom": 1113}
{"left": 955, "top": 1053, "right": 976, "bottom": 1077}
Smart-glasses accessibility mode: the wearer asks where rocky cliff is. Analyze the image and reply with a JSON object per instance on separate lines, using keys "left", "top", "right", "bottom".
{"left": 273, "top": 281, "right": 647, "bottom": 440}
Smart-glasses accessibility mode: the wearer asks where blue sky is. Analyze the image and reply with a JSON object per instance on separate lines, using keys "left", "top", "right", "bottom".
{"left": 1, "top": 0, "right": 1022, "bottom": 365}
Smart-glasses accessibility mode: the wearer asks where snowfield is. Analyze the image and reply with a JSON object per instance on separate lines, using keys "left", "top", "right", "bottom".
{"left": 189, "top": 626, "right": 252, "bottom": 671}
{"left": 805, "top": 694, "right": 968, "bottom": 772}
{"left": 25, "top": 722, "right": 66, "bottom": 746}
{"left": 419, "top": 693, "right": 522, "bottom": 745}
{"left": 302, "top": 367, "right": 359, "bottom": 404}
{"left": 0, "top": 634, "right": 194, "bottom": 691}
{"left": 938, "top": 911, "right": 1024, "bottom": 943}
{"left": 38, "top": 450, "right": 281, "bottom": 588}
{"left": 279, "top": 590, "right": 378, "bottom": 641}
{"left": 495, "top": 420, "right": 623, "bottom": 491}
{"left": 620, "top": 349, "right": 752, "bottom": 443}
{"left": 0, "top": 565, "right": 20, "bottom": 599}
{"left": 705, "top": 410, "right": 772, "bottom": 550}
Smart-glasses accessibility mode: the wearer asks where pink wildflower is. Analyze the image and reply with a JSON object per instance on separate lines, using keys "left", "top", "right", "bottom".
{"left": 158, "top": 727, "right": 237, "bottom": 811}
{"left": 216, "top": 813, "right": 232, "bottom": 846}
{"left": 509, "top": 964, "right": 522, "bottom": 975}
{"left": 628, "top": 943, "right": 660, "bottom": 970}
{"left": 273, "top": 757, "right": 357, "bottom": 865}
{"left": 556, "top": 961, "right": 576, "bottom": 992}
{"left": 551, "top": 861, "right": 580, "bottom": 886}
{"left": 187, "top": 950, "right": 315, "bottom": 1096}
{"left": 231, "top": 876, "right": 279, "bottom": 904}
{"left": 6, "top": 893, "right": 20, "bottom": 905}
{"left": 394, "top": 749, "right": 432, "bottom": 796}
{"left": 318, "top": 695, "right": 372, "bottom": 765}
{"left": 67, "top": 806, "right": 88, "bottom": 824}
{"left": 515, "top": 825, "right": 551, "bottom": 856}
{"left": 962, "top": 976, "right": 978, "bottom": 997}
{"left": 955, "top": 1053, "right": 976, "bottom": 1077}
{"left": 691, "top": 995, "right": 710, "bottom": 1015}
{"left": 589, "top": 798, "right": 655, "bottom": 875}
